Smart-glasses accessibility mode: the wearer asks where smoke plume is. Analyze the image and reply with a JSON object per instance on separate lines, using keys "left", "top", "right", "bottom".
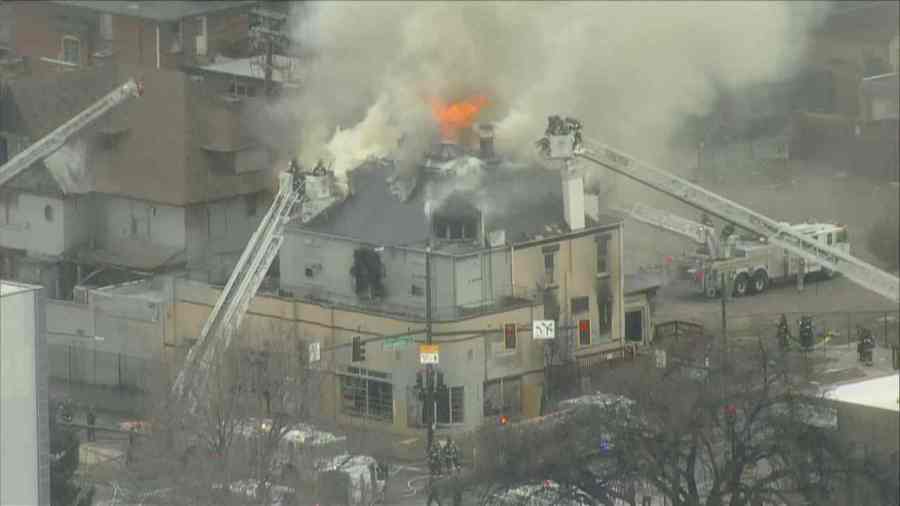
{"left": 282, "top": 1, "right": 830, "bottom": 187}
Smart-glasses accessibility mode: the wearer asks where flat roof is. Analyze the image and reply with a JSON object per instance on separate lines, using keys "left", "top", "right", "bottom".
{"left": 825, "top": 373, "right": 900, "bottom": 412}
{"left": 50, "top": 1, "right": 257, "bottom": 22}
{"left": 0, "top": 280, "right": 40, "bottom": 297}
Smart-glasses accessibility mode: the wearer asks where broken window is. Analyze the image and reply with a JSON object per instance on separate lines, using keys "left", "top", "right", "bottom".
{"left": 350, "top": 247, "right": 385, "bottom": 298}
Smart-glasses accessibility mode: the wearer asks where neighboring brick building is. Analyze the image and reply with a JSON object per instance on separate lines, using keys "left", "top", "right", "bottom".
{"left": 0, "top": 63, "right": 278, "bottom": 299}
{"left": 0, "top": 1, "right": 257, "bottom": 78}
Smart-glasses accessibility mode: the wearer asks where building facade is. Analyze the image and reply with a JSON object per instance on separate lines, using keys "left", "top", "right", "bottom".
{"left": 0, "top": 281, "right": 50, "bottom": 506}
{"left": 0, "top": 1, "right": 257, "bottom": 78}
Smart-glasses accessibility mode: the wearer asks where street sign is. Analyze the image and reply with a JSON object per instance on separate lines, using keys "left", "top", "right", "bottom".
{"left": 419, "top": 344, "right": 439, "bottom": 364}
{"left": 384, "top": 335, "right": 414, "bottom": 350}
{"left": 532, "top": 320, "right": 555, "bottom": 340}
{"left": 308, "top": 342, "right": 321, "bottom": 364}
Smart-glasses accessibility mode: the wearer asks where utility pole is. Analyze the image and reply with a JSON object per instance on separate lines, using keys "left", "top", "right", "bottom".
{"left": 425, "top": 245, "right": 434, "bottom": 453}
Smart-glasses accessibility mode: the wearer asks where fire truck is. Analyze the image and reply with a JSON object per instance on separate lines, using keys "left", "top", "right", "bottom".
{"left": 689, "top": 222, "right": 850, "bottom": 298}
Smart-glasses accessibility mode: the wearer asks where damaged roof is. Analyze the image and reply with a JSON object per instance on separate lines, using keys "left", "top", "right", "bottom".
{"left": 624, "top": 272, "right": 665, "bottom": 295}
{"left": 49, "top": 1, "right": 257, "bottom": 22}
{"left": 297, "top": 159, "right": 621, "bottom": 250}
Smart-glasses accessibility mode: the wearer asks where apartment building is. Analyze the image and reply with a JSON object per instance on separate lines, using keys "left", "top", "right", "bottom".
{"left": 0, "top": 1, "right": 257, "bottom": 78}
{"left": 0, "top": 62, "right": 276, "bottom": 299}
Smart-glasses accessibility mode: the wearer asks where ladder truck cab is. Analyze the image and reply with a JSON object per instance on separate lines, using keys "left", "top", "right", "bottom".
{"left": 690, "top": 222, "right": 850, "bottom": 298}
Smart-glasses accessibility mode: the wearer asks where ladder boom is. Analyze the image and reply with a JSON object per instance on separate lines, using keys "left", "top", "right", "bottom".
{"left": 617, "top": 202, "right": 719, "bottom": 256}
{"left": 0, "top": 79, "right": 142, "bottom": 188}
{"left": 537, "top": 119, "right": 899, "bottom": 303}
{"left": 173, "top": 172, "right": 304, "bottom": 412}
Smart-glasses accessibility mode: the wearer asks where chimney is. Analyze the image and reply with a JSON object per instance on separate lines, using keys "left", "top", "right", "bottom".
{"left": 475, "top": 123, "right": 495, "bottom": 160}
{"left": 562, "top": 173, "right": 585, "bottom": 231}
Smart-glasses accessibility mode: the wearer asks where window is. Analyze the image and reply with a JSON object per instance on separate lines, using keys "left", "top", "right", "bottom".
{"left": 411, "top": 284, "right": 424, "bottom": 297}
{"left": 340, "top": 374, "right": 393, "bottom": 422}
{"left": 0, "top": 191, "right": 16, "bottom": 225}
{"left": 544, "top": 253, "right": 555, "bottom": 284}
{"left": 483, "top": 377, "right": 521, "bottom": 417}
{"left": 596, "top": 235, "right": 610, "bottom": 274}
{"left": 44, "top": 204, "right": 53, "bottom": 222}
{"left": 571, "top": 296, "right": 589, "bottom": 315}
{"left": 597, "top": 282, "right": 613, "bottom": 335}
{"left": 826, "top": 233, "right": 833, "bottom": 246}
{"left": 245, "top": 193, "right": 257, "bottom": 217}
{"left": 437, "top": 386, "right": 465, "bottom": 424}
{"left": 62, "top": 36, "right": 80, "bottom": 65}
{"left": 305, "top": 267, "right": 315, "bottom": 278}
{"left": 836, "top": 229, "right": 848, "bottom": 243}
{"left": 0, "top": 137, "right": 7, "bottom": 165}
{"left": 504, "top": 323, "right": 517, "bottom": 350}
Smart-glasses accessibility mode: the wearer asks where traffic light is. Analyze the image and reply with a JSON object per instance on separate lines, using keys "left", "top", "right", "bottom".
{"left": 504, "top": 323, "right": 517, "bottom": 348}
{"left": 352, "top": 336, "right": 366, "bottom": 362}
{"left": 579, "top": 319, "right": 591, "bottom": 342}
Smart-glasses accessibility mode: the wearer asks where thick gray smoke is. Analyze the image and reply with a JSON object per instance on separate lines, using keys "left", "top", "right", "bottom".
{"left": 282, "top": 1, "right": 830, "bottom": 189}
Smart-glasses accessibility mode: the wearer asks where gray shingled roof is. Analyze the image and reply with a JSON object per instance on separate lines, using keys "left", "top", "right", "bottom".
{"left": 300, "top": 160, "right": 621, "bottom": 249}
{"left": 5, "top": 64, "right": 121, "bottom": 138}
{"left": 50, "top": 1, "right": 258, "bottom": 22}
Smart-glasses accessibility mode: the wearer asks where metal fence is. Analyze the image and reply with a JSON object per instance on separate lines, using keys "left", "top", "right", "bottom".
{"left": 48, "top": 343, "right": 156, "bottom": 392}
{"left": 722, "top": 309, "right": 900, "bottom": 348}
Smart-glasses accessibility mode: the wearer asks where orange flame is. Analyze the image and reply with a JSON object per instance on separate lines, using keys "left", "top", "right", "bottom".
{"left": 428, "top": 95, "right": 489, "bottom": 142}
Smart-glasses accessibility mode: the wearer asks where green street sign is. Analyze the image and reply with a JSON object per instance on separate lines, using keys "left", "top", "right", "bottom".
{"left": 383, "top": 335, "right": 414, "bottom": 349}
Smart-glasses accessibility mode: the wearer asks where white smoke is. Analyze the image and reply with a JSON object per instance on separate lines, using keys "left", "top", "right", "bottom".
{"left": 283, "top": 1, "right": 830, "bottom": 184}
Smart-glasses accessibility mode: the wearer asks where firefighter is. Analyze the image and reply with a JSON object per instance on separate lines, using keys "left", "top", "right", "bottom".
{"left": 700, "top": 213, "right": 714, "bottom": 228}
{"left": 857, "top": 326, "right": 875, "bottom": 366}
{"left": 86, "top": 406, "right": 97, "bottom": 442}
{"left": 777, "top": 314, "right": 791, "bottom": 351}
{"left": 428, "top": 440, "right": 443, "bottom": 476}
{"left": 798, "top": 316, "right": 814, "bottom": 350}
{"left": 312, "top": 158, "right": 327, "bottom": 176}
{"left": 442, "top": 437, "right": 460, "bottom": 474}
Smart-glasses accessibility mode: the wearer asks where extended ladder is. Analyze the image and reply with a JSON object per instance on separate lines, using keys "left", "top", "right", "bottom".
{"left": 615, "top": 202, "right": 720, "bottom": 257}
{"left": 173, "top": 172, "right": 305, "bottom": 412}
{"left": 0, "top": 79, "right": 142, "bottom": 188}
{"left": 538, "top": 120, "right": 900, "bottom": 303}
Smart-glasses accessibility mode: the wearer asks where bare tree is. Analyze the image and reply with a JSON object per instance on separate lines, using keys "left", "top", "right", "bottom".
{"left": 446, "top": 336, "right": 894, "bottom": 506}
{"left": 113, "top": 319, "right": 317, "bottom": 505}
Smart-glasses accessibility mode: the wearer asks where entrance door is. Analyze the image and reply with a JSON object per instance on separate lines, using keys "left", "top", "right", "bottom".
{"left": 625, "top": 310, "right": 643, "bottom": 342}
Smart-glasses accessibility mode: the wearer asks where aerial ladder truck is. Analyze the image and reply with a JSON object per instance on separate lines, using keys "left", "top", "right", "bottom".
{"left": 172, "top": 170, "right": 306, "bottom": 416}
{"left": 0, "top": 79, "right": 143, "bottom": 188}
{"left": 536, "top": 117, "right": 900, "bottom": 304}
{"left": 614, "top": 202, "right": 854, "bottom": 298}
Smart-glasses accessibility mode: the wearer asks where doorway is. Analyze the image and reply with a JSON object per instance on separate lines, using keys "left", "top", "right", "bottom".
{"left": 625, "top": 309, "right": 643, "bottom": 342}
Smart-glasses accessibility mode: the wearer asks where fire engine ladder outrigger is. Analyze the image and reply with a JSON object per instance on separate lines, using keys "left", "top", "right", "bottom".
{"left": 172, "top": 172, "right": 306, "bottom": 414}
{"left": 0, "top": 79, "right": 143, "bottom": 188}
{"left": 537, "top": 117, "right": 900, "bottom": 303}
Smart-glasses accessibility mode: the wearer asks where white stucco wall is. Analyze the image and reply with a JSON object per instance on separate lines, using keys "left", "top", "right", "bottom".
{"left": 1, "top": 281, "right": 49, "bottom": 506}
